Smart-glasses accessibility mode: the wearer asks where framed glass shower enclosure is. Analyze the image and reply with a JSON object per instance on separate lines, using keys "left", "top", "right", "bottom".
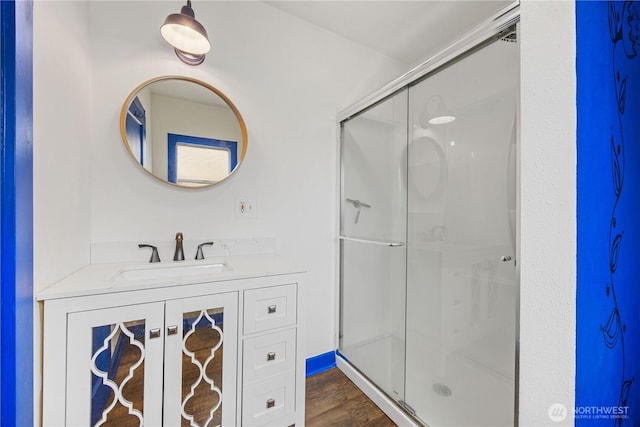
{"left": 338, "top": 21, "right": 519, "bottom": 427}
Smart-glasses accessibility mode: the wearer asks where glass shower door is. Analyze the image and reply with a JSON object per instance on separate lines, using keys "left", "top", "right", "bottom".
{"left": 339, "top": 89, "right": 408, "bottom": 404}
{"left": 405, "top": 35, "right": 518, "bottom": 426}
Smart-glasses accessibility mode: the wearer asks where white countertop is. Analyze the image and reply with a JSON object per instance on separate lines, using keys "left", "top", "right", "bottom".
{"left": 37, "top": 254, "right": 306, "bottom": 301}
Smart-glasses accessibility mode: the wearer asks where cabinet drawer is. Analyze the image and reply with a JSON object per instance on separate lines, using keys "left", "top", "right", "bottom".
{"left": 242, "top": 371, "right": 296, "bottom": 427}
{"left": 244, "top": 284, "right": 297, "bottom": 334}
{"left": 243, "top": 329, "right": 296, "bottom": 384}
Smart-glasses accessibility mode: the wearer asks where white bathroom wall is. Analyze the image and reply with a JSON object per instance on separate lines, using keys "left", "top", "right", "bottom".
{"left": 86, "top": 0, "right": 406, "bottom": 360}
{"left": 33, "top": 1, "right": 92, "bottom": 298}
{"left": 33, "top": 1, "right": 93, "bottom": 424}
{"left": 519, "top": 1, "right": 576, "bottom": 426}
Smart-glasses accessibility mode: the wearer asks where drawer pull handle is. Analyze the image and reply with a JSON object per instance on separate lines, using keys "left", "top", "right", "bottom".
{"left": 149, "top": 328, "right": 161, "bottom": 339}
{"left": 167, "top": 325, "right": 178, "bottom": 335}
{"left": 267, "top": 305, "right": 277, "bottom": 314}
{"left": 266, "top": 398, "right": 276, "bottom": 409}
{"left": 267, "top": 352, "right": 276, "bottom": 361}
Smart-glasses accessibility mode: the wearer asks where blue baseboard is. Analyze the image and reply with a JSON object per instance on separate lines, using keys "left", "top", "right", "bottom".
{"left": 306, "top": 350, "right": 336, "bottom": 377}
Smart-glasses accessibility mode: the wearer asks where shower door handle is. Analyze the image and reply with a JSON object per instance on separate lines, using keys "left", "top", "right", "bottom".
{"left": 339, "top": 236, "right": 405, "bottom": 247}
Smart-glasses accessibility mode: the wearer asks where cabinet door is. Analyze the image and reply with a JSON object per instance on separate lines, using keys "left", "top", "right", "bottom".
{"left": 163, "top": 292, "right": 238, "bottom": 427}
{"left": 66, "top": 302, "right": 165, "bottom": 427}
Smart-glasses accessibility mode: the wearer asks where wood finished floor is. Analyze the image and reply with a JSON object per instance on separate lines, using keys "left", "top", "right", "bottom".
{"left": 99, "top": 337, "right": 395, "bottom": 427}
{"left": 306, "top": 368, "right": 397, "bottom": 427}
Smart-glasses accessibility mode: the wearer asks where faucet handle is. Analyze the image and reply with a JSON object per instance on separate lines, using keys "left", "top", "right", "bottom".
{"left": 138, "top": 244, "right": 161, "bottom": 263}
{"left": 195, "top": 242, "right": 214, "bottom": 260}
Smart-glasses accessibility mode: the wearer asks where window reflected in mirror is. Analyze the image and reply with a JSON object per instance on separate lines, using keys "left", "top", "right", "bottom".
{"left": 169, "top": 134, "right": 238, "bottom": 186}
{"left": 120, "top": 76, "right": 247, "bottom": 188}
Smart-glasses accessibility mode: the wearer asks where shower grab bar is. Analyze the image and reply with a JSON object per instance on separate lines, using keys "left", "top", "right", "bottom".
{"left": 339, "top": 236, "right": 405, "bottom": 247}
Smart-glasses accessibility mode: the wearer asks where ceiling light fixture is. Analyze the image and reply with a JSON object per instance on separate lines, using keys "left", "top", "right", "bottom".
{"left": 160, "top": 0, "right": 211, "bottom": 66}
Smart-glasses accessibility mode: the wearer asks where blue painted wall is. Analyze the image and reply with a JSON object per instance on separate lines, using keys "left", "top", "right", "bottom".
{"left": 576, "top": 1, "right": 640, "bottom": 425}
{"left": 0, "top": 0, "right": 34, "bottom": 425}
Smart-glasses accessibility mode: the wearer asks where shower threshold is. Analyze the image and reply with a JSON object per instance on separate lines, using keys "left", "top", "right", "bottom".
{"left": 336, "top": 354, "right": 424, "bottom": 427}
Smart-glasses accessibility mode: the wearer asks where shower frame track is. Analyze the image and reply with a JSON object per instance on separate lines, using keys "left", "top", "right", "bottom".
{"left": 337, "top": 2, "right": 520, "bottom": 123}
{"left": 336, "top": 1, "right": 521, "bottom": 426}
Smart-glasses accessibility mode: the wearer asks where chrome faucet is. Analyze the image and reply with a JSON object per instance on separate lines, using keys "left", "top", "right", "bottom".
{"left": 173, "top": 232, "right": 185, "bottom": 261}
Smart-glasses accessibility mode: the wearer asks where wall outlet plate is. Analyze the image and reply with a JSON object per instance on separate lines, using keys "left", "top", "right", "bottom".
{"left": 235, "top": 196, "right": 257, "bottom": 219}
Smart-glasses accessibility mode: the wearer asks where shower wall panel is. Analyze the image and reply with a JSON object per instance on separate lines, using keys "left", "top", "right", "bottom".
{"left": 341, "top": 90, "right": 408, "bottom": 243}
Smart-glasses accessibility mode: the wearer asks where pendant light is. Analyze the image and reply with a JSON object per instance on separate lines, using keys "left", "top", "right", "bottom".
{"left": 421, "top": 95, "right": 456, "bottom": 127}
{"left": 161, "top": 0, "right": 211, "bottom": 66}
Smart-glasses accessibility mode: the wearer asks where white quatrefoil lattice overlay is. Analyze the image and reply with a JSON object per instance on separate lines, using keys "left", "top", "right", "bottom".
{"left": 90, "top": 322, "right": 145, "bottom": 427}
{"left": 181, "top": 309, "right": 224, "bottom": 427}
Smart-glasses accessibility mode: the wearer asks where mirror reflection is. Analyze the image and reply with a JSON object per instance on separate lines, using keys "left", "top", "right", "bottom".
{"left": 120, "top": 76, "right": 247, "bottom": 187}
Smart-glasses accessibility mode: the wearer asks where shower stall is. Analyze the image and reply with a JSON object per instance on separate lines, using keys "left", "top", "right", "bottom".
{"left": 337, "top": 11, "right": 519, "bottom": 427}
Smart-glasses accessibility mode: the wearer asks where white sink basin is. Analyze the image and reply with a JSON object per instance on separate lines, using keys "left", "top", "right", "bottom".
{"left": 113, "top": 262, "right": 229, "bottom": 282}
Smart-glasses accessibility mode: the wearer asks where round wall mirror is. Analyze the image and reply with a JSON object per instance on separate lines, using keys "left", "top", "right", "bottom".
{"left": 119, "top": 76, "right": 247, "bottom": 188}
{"left": 408, "top": 136, "right": 447, "bottom": 201}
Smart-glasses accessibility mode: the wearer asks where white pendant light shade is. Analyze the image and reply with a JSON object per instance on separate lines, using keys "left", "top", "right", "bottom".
{"left": 421, "top": 95, "right": 456, "bottom": 127}
{"left": 427, "top": 114, "right": 456, "bottom": 125}
{"left": 161, "top": 1, "right": 211, "bottom": 65}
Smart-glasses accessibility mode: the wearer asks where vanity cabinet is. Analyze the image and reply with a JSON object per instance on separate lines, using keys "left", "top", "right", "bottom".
{"left": 39, "top": 259, "right": 305, "bottom": 427}
{"left": 241, "top": 285, "right": 298, "bottom": 426}
{"left": 65, "top": 293, "right": 238, "bottom": 426}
